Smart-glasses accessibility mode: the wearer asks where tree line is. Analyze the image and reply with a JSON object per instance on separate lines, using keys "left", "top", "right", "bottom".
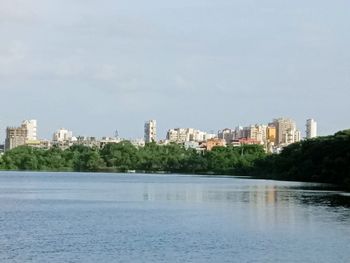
{"left": 248, "top": 129, "right": 350, "bottom": 189}
{"left": 0, "top": 142, "right": 265, "bottom": 175}
{"left": 1, "top": 130, "right": 349, "bottom": 189}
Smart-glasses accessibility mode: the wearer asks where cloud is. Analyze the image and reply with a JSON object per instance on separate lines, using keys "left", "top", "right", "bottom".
{"left": 0, "top": 41, "right": 29, "bottom": 77}
{"left": 0, "top": 0, "right": 43, "bottom": 24}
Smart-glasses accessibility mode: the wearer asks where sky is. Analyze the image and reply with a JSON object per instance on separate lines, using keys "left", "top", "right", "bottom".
{"left": 0, "top": 0, "right": 349, "bottom": 141}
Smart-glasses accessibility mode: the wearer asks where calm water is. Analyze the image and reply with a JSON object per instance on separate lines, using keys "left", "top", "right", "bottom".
{"left": 0, "top": 172, "right": 349, "bottom": 262}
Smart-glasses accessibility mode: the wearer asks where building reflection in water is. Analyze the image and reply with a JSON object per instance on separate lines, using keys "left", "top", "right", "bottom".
{"left": 139, "top": 181, "right": 331, "bottom": 229}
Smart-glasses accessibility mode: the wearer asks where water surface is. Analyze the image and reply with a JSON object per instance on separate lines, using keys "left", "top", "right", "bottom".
{"left": 0, "top": 172, "right": 349, "bottom": 262}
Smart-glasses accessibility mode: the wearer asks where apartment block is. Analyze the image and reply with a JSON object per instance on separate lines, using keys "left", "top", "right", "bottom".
{"left": 5, "top": 125, "right": 28, "bottom": 150}
{"left": 306, "top": 119, "right": 317, "bottom": 139}
{"left": 144, "top": 120, "right": 157, "bottom": 143}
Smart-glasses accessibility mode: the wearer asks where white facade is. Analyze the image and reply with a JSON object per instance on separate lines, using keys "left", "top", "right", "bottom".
{"left": 167, "top": 128, "right": 212, "bottom": 143}
{"left": 306, "top": 119, "right": 317, "bottom": 139}
{"left": 273, "top": 117, "right": 301, "bottom": 146}
{"left": 248, "top": 124, "right": 268, "bottom": 143}
{"left": 144, "top": 120, "right": 157, "bottom": 143}
{"left": 22, "top": 120, "right": 37, "bottom": 141}
{"left": 53, "top": 128, "right": 73, "bottom": 142}
{"left": 130, "top": 138, "right": 145, "bottom": 147}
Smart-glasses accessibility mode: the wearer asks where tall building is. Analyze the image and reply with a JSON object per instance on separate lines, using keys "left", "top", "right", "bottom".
{"left": 144, "top": 120, "right": 157, "bottom": 143}
{"left": 306, "top": 119, "right": 317, "bottom": 139}
{"left": 272, "top": 117, "right": 301, "bottom": 146}
{"left": 5, "top": 120, "right": 38, "bottom": 150}
{"left": 249, "top": 124, "right": 267, "bottom": 143}
{"left": 53, "top": 128, "right": 73, "bottom": 142}
{"left": 267, "top": 126, "right": 277, "bottom": 144}
{"left": 22, "top": 120, "right": 37, "bottom": 141}
{"left": 5, "top": 125, "right": 28, "bottom": 150}
{"left": 218, "top": 128, "right": 235, "bottom": 144}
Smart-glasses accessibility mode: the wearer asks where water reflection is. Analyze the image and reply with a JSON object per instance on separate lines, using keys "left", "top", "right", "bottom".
{"left": 139, "top": 180, "right": 350, "bottom": 227}
{"left": 0, "top": 172, "right": 350, "bottom": 263}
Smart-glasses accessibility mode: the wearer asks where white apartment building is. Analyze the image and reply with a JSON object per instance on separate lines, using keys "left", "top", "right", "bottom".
{"left": 22, "top": 120, "right": 37, "bottom": 141}
{"left": 144, "top": 120, "right": 157, "bottom": 143}
{"left": 249, "top": 124, "right": 268, "bottom": 143}
{"left": 272, "top": 117, "right": 301, "bottom": 146}
{"left": 306, "top": 119, "right": 317, "bottom": 139}
{"left": 53, "top": 128, "right": 73, "bottom": 142}
{"left": 167, "top": 128, "right": 212, "bottom": 143}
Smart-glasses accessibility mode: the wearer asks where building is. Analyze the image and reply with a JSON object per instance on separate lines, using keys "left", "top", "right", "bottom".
{"left": 306, "top": 119, "right": 317, "bottom": 139}
{"left": 234, "top": 126, "right": 244, "bottom": 140}
{"left": 267, "top": 126, "right": 277, "bottom": 144}
{"left": 205, "top": 138, "right": 226, "bottom": 151}
{"left": 167, "top": 128, "right": 188, "bottom": 143}
{"left": 234, "top": 138, "right": 261, "bottom": 146}
{"left": 248, "top": 124, "right": 268, "bottom": 144}
{"left": 184, "top": 141, "right": 203, "bottom": 152}
{"left": 144, "top": 120, "right": 157, "bottom": 143}
{"left": 272, "top": 117, "right": 301, "bottom": 146}
{"left": 53, "top": 128, "right": 73, "bottom": 142}
{"left": 218, "top": 128, "right": 235, "bottom": 144}
{"left": 22, "top": 120, "right": 37, "bottom": 141}
{"left": 5, "top": 125, "right": 28, "bottom": 150}
{"left": 130, "top": 138, "right": 145, "bottom": 148}
{"left": 167, "top": 128, "right": 212, "bottom": 144}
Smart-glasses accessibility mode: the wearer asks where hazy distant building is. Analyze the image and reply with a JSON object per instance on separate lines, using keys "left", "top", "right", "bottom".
{"left": 272, "top": 117, "right": 301, "bottom": 146}
{"left": 144, "top": 120, "right": 157, "bottom": 143}
{"left": 167, "top": 128, "right": 187, "bottom": 143}
{"left": 5, "top": 125, "right": 28, "bottom": 150}
{"left": 267, "top": 126, "right": 277, "bottom": 144}
{"left": 22, "top": 120, "right": 37, "bottom": 141}
{"left": 205, "top": 138, "right": 226, "bottom": 151}
{"left": 249, "top": 124, "right": 267, "bottom": 144}
{"left": 0, "top": 144, "right": 4, "bottom": 153}
{"left": 234, "top": 126, "right": 244, "bottom": 140}
{"left": 167, "top": 128, "right": 211, "bottom": 143}
{"left": 53, "top": 128, "right": 73, "bottom": 142}
{"left": 306, "top": 119, "right": 317, "bottom": 139}
{"left": 218, "top": 128, "right": 235, "bottom": 144}
{"left": 5, "top": 120, "right": 38, "bottom": 150}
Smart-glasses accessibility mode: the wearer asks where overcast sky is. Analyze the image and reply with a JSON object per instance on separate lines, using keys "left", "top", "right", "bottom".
{"left": 0, "top": 0, "right": 349, "bottom": 141}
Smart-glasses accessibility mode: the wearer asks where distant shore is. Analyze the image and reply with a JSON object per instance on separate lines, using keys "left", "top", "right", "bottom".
{"left": 1, "top": 129, "right": 349, "bottom": 190}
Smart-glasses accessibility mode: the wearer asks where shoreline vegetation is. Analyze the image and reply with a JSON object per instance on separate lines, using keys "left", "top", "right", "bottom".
{"left": 0, "top": 129, "right": 349, "bottom": 190}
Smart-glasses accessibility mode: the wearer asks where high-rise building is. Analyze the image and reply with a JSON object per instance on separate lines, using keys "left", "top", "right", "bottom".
{"left": 53, "top": 128, "right": 73, "bottom": 142}
{"left": 5, "top": 125, "right": 28, "bottom": 150}
{"left": 5, "top": 120, "right": 38, "bottom": 150}
{"left": 218, "top": 128, "right": 235, "bottom": 144}
{"left": 272, "top": 117, "right": 301, "bottom": 146}
{"left": 144, "top": 120, "right": 157, "bottom": 143}
{"left": 306, "top": 119, "right": 317, "bottom": 139}
{"left": 267, "top": 126, "right": 277, "bottom": 144}
{"left": 249, "top": 124, "right": 267, "bottom": 143}
{"left": 22, "top": 120, "right": 37, "bottom": 141}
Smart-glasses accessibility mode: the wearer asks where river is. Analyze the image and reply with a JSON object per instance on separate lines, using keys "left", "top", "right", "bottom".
{"left": 0, "top": 172, "right": 349, "bottom": 262}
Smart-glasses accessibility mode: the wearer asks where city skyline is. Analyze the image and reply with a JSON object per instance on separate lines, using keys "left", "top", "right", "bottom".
{"left": 2, "top": 117, "right": 308, "bottom": 154}
{"left": 0, "top": 115, "right": 324, "bottom": 143}
{"left": 1, "top": 0, "right": 349, "bottom": 141}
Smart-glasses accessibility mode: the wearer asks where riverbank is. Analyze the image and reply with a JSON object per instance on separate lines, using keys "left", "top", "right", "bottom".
{"left": 0, "top": 129, "right": 349, "bottom": 190}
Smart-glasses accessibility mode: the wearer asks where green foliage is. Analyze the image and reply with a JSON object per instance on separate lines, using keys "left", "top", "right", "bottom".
{"left": 250, "top": 129, "right": 350, "bottom": 189}
{"left": 2, "top": 130, "right": 348, "bottom": 189}
{"left": 0, "top": 141, "right": 266, "bottom": 174}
